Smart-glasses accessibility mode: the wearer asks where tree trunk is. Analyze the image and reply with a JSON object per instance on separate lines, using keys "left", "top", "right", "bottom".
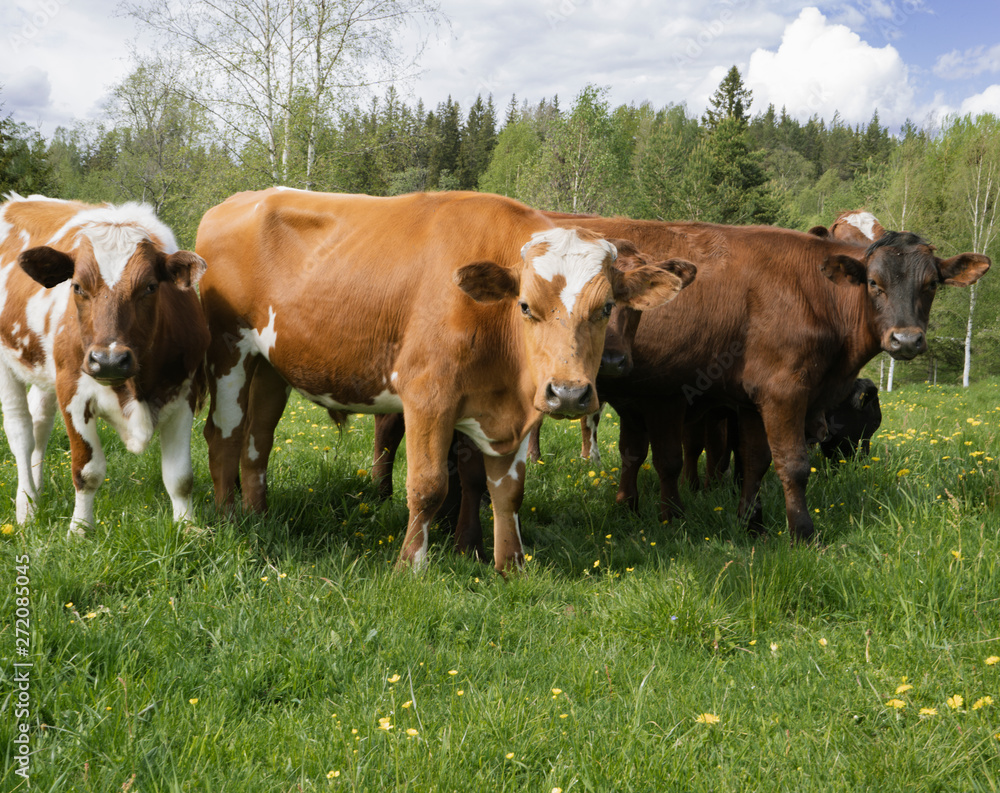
{"left": 887, "top": 357, "right": 895, "bottom": 392}
{"left": 962, "top": 283, "right": 977, "bottom": 388}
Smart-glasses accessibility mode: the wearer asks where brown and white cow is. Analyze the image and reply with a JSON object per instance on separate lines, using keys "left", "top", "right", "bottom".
{"left": 542, "top": 214, "right": 989, "bottom": 540}
{"left": 0, "top": 194, "right": 209, "bottom": 534}
{"left": 195, "top": 188, "right": 693, "bottom": 572}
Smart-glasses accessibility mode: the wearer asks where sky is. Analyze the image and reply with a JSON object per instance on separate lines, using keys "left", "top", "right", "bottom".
{"left": 2, "top": 0, "right": 999, "bottom": 136}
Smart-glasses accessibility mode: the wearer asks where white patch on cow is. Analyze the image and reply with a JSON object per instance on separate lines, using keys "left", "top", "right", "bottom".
{"left": 47, "top": 202, "right": 179, "bottom": 287}
{"left": 411, "top": 519, "right": 431, "bottom": 569}
{"left": 252, "top": 306, "right": 278, "bottom": 360}
{"left": 513, "top": 511, "right": 524, "bottom": 549}
{"left": 68, "top": 376, "right": 155, "bottom": 455}
{"left": 390, "top": 371, "right": 398, "bottom": 383}
{"left": 301, "top": 387, "right": 403, "bottom": 414}
{"left": 454, "top": 417, "right": 502, "bottom": 457}
{"left": 158, "top": 390, "right": 196, "bottom": 523}
{"left": 247, "top": 434, "right": 259, "bottom": 462}
{"left": 843, "top": 211, "right": 879, "bottom": 241}
{"left": 488, "top": 433, "right": 531, "bottom": 488}
{"left": 19, "top": 229, "right": 30, "bottom": 250}
{"left": 524, "top": 228, "right": 616, "bottom": 313}
{"left": 0, "top": 363, "right": 39, "bottom": 523}
{"left": 583, "top": 412, "right": 602, "bottom": 465}
{"left": 213, "top": 328, "right": 257, "bottom": 439}
{"left": 27, "top": 385, "right": 56, "bottom": 493}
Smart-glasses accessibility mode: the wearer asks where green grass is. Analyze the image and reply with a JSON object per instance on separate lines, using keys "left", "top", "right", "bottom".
{"left": 2, "top": 380, "right": 999, "bottom": 792}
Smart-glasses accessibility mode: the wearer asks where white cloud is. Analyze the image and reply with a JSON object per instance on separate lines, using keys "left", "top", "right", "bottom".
{"left": 934, "top": 44, "right": 1000, "bottom": 80}
{"left": 958, "top": 85, "right": 1000, "bottom": 117}
{"left": 745, "top": 7, "right": 914, "bottom": 125}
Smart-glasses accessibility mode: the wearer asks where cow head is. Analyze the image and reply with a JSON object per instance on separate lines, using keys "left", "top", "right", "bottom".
{"left": 821, "top": 231, "right": 990, "bottom": 361}
{"left": 599, "top": 239, "right": 696, "bottom": 378}
{"left": 454, "top": 227, "right": 695, "bottom": 417}
{"left": 18, "top": 219, "right": 206, "bottom": 385}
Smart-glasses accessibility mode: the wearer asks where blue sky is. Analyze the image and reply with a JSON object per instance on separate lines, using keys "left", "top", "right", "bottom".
{"left": 2, "top": 0, "right": 998, "bottom": 135}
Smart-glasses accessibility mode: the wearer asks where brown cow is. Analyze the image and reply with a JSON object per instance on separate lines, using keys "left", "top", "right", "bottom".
{"left": 0, "top": 194, "right": 209, "bottom": 534}
{"left": 543, "top": 214, "right": 989, "bottom": 539}
{"left": 195, "top": 189, "right": 693, "bottom": 572}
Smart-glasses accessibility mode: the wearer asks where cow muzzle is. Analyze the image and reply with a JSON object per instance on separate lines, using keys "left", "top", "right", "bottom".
{"left": 885, "top": 328, "right": 926, "bottom": 360}
{"left": 540, "top": 380, "right": 596, "bottom": 417}
{"left": 598, "top": 349, "right": 632, "bottom": 378}
{"left": 86, "top": 346, "right": 136, "bottom": 383}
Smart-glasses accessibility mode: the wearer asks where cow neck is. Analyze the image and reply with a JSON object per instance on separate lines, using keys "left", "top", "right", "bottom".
{"left": 827, "top": 248, "right": 883, "bottom": 379}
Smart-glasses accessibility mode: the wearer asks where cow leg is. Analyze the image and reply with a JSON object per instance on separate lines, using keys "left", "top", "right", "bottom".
{"left": 736, "top": 407, "right": 771, "bottom": 536}
{"left": 681, "top": 416, "right": 705, "bottom": 492}
{"left": 703, "top": 413, "right": 731, "bottom": 488}
{"left": 452, "top": 432, "right": 488, "bottom": 561}
{"left": 758, "top": 397, "right": 815, "bottom": 542}
{"left": 581, "top": 408, "right": 602, "bottom": 464}
{"left": 204, "top": 328, "right": 259, "bottom": 509}
{"left": 0, "top": 366, "right": 39, "bottom": 523}
{"left": 527, "top": 421, "right": 541, "bottom": 462}
{"left": 159, "top": 397, "right": 197, "bottom": 524}
{"left": 61, "top": 391, "right": 108, "bottom": 537}
{"left": 483, "top": 433, "right": 531, "bottom": 573}
{"left": 397, "top": 409, "right": 454, "bottom": 569}
{"left": 646, "top": 398, "right": 687, "bottom": 523}
{"left": 241, "top": 359, "right": 290, "bottom": 513}
{"left": 28, "top": 385, "right": 57, "bottom": 496}
{"left": 372, "top": 413, "right": 405, "bottom": 500}
{"left": 615, "top": 405, "right": 648, "bottom": 512}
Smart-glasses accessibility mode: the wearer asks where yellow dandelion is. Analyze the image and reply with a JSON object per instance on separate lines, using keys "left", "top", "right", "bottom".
{"left": 947, "top": 694, "right": 964, "bottom": 710}
{"left": 457, "top": 690, "right": 465, "bottom": 696}
{"left": 593, "top": 559, "right": 600, "bottom": 568}
{"left": 559, "top": 713, "right": 568, "bottom": 719}
{"left": 357, "top": 469, "right": 368, "bottom": 477}
{"left": 886, "top": 699, "right": 906, "bottom": 709}
{"left": 505, "top": 752, "right": 514, "bottom": 760}
{"left": 919, "top": 707, "right": 938, "bottom": 716}
{"left": 552, "top": 688, "right": 562, "bottom": 696}
{"left": 985, "top": 656, "right": 999, "bottom": 666}
{"left": 378, "top": 717, "right": 392, "bottom": 731}
{"left": 951, "top": 550, "right": 962, "bottom": 561}
{"left": 85, "top": 612, "right": 97, "bottom": 619}
{"left": 713, "top": 506, "right": 723, "bottom": 512}
{"left": 818, "top": 638, "right": 828, "bottom": 647}
{"left": 897, "top": 468, "right": 910, "bottom": 477}
{"left": 588, "top": 470, "right": 596, "bottom": 477}
{"left": 387, "top": 674, "right": 400, "bottom": 684}
{"left": 406, "top": 728, "right": 419, "bottom": 737}
{"left": 1, "top": 523, "right": 14, "bottom": 535}
{"left": 327, "top": 770, "right": 340, "bottom": 778}
{"left": 260, "top": 576, "right": 268, "bottom": 582}
{"left": 448, "top": 669, "right": 458, "bottom": 676}
{"left": 65, "top": 602, "right": 73, "bottom": 608}
{"left": 972, "top": 696, "right": 993, "bottom": 710}
{"left": 189, "top": 698, "right": 199, "bottom": 705}
{"left": 402, "top": 700, "right": 412, "bottom": 709}
{"left": 895, "top": 684, "right": 914, "bottom": 695}
{"left": 695, "top": 713, "right": 720, "bottom": 724}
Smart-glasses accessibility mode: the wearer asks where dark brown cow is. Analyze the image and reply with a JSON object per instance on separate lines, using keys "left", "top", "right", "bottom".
{"left": 543, "top": 214, "right": 989, "bottom": 539}
{"left": 195, "top": 189, "right": 693, "bottom": 571}
{"left": 0, "top": 194, "right": 209, "bottom": 534}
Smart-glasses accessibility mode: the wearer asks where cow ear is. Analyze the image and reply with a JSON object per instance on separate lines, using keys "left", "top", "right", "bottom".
{"left": 162, "top": 251, "right": 207, "bottom": 289}
{"left": 454, "top": 261, "right": 520, "bottom": 303}
{"left": 610, "top": 258, "right": 696, "bottom": 311}
{"left": 18, "top": 246, "right": 76, "bottom": 288}
{"left": 821, "top": 254, "right": 867, "bottom": 285}
{"left": 938, "top": 252, "right": 990, "bottom": 286}
{"left": 808, "top": 225, "right": 830, "bottom": 238}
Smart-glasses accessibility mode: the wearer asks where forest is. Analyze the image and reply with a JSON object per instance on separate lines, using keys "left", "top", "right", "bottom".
{"left": 2, "top": 60, "right": 999, "bottom": 388}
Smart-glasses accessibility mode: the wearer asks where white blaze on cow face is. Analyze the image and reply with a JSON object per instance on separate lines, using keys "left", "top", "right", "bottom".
{"left": 842, "top": 211, "right": 879, "bottom": 242}
{"left": 523, "top": 228, "right": 617, "bottom": 313}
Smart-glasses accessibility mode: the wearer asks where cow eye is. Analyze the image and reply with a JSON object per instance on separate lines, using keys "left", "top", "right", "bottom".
{"left": 519, "top": 301, "right": 533, "bottom": 319}
{"left": 602, "top": 301, "right": 614, "bottom": 318}
{"left": 868, "top": 279, "right": 877, "bottom": 288}
{"left": 72, "top": 282, "right": 86, "bottom": 298}
{"left": 143, "top": 282, "right": 159, "bottom": 296}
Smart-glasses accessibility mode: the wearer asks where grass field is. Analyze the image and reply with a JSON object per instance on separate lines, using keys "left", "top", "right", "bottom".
{"left": 2, "top": 378, "right": 999, "bottom": 792}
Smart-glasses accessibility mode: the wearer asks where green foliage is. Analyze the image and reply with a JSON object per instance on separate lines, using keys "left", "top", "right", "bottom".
{"left": 702, "top": 65, "right": 753, "bottom": 130}
{"left": 3, "top": 383, "right": 1000, "bottom": 791}
{"left": 0, "top": 102, "right": 54, "bottom": 196}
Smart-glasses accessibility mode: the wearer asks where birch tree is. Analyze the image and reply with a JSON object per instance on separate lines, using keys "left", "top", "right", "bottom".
{"left": 122, "top": 0, "right": 440, "bottom": 186}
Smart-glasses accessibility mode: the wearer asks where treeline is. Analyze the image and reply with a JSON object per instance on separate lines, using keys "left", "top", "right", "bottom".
{"left": 1, "top": 67, "right": 998, "bottom": 386}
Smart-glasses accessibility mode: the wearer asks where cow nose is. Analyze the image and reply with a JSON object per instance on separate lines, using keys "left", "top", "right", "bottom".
{"left": 544, "top": 382, "right": 593, "bottom": 415}
{"left": 599, "top": 349, "right": 630, "bottom": 378}
{"left": 87, "top": 347, "right": 135, "bottom": 381}
{"left": 887, "top": 330, "right": 926, "bottom": 360}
